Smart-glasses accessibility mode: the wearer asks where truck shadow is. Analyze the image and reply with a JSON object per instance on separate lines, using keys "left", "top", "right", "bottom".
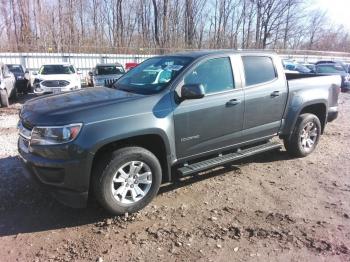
{"left": 0, "top": 149, "right": 292, "bottom": 237}
{"left": 0, "top": 156, "right": 110, "bottom": 237}
{"left": 159, "top": 149, "right": 292, "bottom": 195}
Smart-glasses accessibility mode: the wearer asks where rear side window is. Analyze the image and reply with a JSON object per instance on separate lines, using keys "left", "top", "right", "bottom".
{"left": 242, "top": 56, "right": 277, "bottom": 86}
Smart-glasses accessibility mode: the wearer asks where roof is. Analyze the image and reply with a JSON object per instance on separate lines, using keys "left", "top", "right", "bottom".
{"left": 163, "top": 49, "right": 277, "bottom": 59}
{"left": 316, "top": 63, "right": 342, "bottom": 66}
{"left": 96, "top": 63, "right": 123, "bottom": 67}
{"left": 41, "top": 62, "right": 73, "bottom": 66}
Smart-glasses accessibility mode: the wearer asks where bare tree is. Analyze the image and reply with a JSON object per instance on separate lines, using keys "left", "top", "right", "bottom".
{"left": 0, "top": 0, "right": 349, "bottom": 53}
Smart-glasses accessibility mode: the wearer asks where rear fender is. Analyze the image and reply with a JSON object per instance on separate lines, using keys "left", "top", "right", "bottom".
{"left": 280, "top": 98, "right": 328, "bottom": 138}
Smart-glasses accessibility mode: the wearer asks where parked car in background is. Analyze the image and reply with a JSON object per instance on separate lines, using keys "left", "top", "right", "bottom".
{"left": 125, "top": 62, "right": 139, "bottom": 71}
{"left": 283, "top": 61, "right": 313, "bottom": 74}
{"left": 86, "top": 67, "right": 94, "bottom": 87}
{"left": 345, "top": 63, "right": 350, "bottom": 73}
{"left": 0, "top": 63, "right": 16, "bottom": 107}
{"left": 315, "top": 60, "right": 348, "bottom": 72}
{"left": 315, "top": 63, "right": 350, "bottom": 92}
{"left": 302, "top": 63, "right": 316, "bottom": 72}
{"left": 6, "top": 64, "right": 30, "bottom": 93}
{"left": 18, "top": 51, "right": 340, "bottom": 215}
{"left": 87, "top": 63, "right": 125, "bottom": 88}
{"left": 32, "top": 63, "right": 81, "bottom": 94}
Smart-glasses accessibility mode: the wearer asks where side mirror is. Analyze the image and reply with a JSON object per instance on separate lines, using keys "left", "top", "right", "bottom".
{"left": 32, "top": 71, "right": 38, "bottom": 75}
{"left": 181, "top": 84, "right": 205, "bottom": 100}
{"left": 88, "top": 71, "right": 93, "bottom": 76}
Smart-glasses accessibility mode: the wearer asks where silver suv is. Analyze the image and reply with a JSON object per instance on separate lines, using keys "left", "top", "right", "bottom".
{"left": 87, "top": 63, "right": 125, "bottom": 88}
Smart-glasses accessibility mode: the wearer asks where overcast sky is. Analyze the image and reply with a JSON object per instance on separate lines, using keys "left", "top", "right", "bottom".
{"left": 313, "top": 0, "right": 350, "bottom": 31}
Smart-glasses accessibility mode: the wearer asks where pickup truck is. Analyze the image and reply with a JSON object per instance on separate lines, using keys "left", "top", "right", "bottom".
{"left": 18, "top": 51, "right": 340, "bottom": 215}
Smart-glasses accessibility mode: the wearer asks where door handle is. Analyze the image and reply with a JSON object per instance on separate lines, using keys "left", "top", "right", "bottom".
{"left": 270, "top": 91, "right": 280, "bottom": 97}
{"left": 226, "top": 99, "right": 241, "bottom": 106}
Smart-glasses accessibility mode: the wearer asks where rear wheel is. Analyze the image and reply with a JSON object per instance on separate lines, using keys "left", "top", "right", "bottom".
{"left": 0, "top": 89, "right": 9, "bottom": 107}
{"left": 25, "top": 81, "right": 31, "bottom": 94}
{"left": 284, "top": 113, "right": 321, "bottom": 157}
{"left": 93, "top": 147, "right": 162, "bottom": 215}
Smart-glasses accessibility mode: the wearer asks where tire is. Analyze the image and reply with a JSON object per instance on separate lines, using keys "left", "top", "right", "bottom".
{"left": 93, "top": 147, "right": 162, "bottom": 215}
{"left": 284, "top": 113, "right": 321, "bottom": 158}
{"left": 10, "top": 87, "right": 18, "bottom": 101}
{"left": 25, "top": 81, "right": 31, "bottom": 94}
{"left": 0, "top": 89, "right": 9, "bottom": 107}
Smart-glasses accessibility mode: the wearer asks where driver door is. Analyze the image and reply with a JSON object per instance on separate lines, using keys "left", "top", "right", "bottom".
{"left": 173, "top": 56, "right": 244, "bottom": 160}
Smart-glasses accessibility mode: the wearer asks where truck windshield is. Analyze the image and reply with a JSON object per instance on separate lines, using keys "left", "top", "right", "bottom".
{"left": 115, "top": 56, "right": 193, "bottom": 94}
{"left": 7, "top": 64, "right": 24, "bottom": 73}
{"left": 39, "top": 65, "right": 75, "bottom": 75}
{"left": 96, "top": 65, "right": 124, "bottom": 75}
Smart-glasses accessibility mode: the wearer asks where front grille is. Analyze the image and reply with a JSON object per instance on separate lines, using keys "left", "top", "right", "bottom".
{"left": 18, "top": 120, "right": 32, "bottom": 139}
{"left": 41, "top": 80, "right": 70, "bottom": 87}
{"left": 104, "top": 79, "right": 117, "bottom": 87}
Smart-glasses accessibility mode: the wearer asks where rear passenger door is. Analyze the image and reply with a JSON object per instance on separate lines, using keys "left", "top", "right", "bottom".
{"left": 173, "top": 55, "right": 244, "bottom": 160}
{"left": 241, "top": 55, "right": 288, "bottom": 141}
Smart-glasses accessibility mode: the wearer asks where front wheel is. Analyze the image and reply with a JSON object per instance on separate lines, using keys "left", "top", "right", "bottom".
{"left": 0, "top": 89, "right": 9, "bottom": 107}
{"left": 284, "top": 113, "right": 321, "bottom": 157}
{"left": 93, "top": 147, "right": 162, "bottom": 215}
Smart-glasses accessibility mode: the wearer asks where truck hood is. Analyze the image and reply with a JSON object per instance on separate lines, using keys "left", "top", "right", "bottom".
{"left": 20, "top": 88, "right": 150, "bottom": 127}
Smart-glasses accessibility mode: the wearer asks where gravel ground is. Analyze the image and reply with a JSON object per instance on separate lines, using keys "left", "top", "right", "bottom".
{"left": 0, "top": 93, "right": 349, "bottom": 262}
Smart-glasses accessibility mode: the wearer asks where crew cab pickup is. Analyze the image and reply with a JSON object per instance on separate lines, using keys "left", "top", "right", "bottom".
{"left": 18, "top": 51, "right": 340, "bottom": 215}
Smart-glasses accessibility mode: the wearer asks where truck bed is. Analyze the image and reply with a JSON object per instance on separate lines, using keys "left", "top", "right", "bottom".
{"left": 286, "top": 74, "right": 341, "bottom": 110}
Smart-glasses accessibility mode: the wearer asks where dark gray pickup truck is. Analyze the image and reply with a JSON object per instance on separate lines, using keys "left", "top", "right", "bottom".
{"left": 18, "top": 51, "right": 340, "bottom": 215}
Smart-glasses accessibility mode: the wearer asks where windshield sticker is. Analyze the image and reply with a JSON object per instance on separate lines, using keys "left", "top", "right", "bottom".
{"left": 164, "top": 65, "right": 183, "bottom": 71}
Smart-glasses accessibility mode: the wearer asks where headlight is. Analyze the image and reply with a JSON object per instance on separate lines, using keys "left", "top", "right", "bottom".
{"left": 33, "top": 78, "right": 42, "bottom": 83}
{"left": 30, "top": 123, "right": 82, "bottom": 145}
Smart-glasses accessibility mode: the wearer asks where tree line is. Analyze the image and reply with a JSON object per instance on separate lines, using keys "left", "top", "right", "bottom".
{"left": 0, "top": 0, "right": 349, "bottom": 54}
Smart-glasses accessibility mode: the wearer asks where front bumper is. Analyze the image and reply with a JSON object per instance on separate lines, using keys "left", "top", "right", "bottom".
{"left": 34, "top": 83, "right": 80, "bottom": 94}
{"left": 327, "top": 106, "right": 338, "bottom": 122}
{"left": 15, "top": 79, "right": 28, "bottom": 91}
{"left": 18, "top": 137, "right": 94, "bottom": 208}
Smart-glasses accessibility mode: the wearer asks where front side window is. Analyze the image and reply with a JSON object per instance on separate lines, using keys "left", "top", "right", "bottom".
{"left": 242, "top": 56, "right": 277, "bottom": 86}
{"left": 115, "top": 56, "right": 193, "bottom": 95}
{"left": 39, "top": 65, "right": 75, "bottom": 75}
{"left": 184, "top": 57, "right": 234, "bottom": 94}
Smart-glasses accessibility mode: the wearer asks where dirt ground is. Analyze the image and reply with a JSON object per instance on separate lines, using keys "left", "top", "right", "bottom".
{"left": 0, "top": 93, "right": 349, "bottom": 262}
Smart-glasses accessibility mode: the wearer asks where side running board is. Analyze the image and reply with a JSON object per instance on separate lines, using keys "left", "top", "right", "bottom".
{"left": 177, "top": 141, "right": 282, "bottom": 176}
